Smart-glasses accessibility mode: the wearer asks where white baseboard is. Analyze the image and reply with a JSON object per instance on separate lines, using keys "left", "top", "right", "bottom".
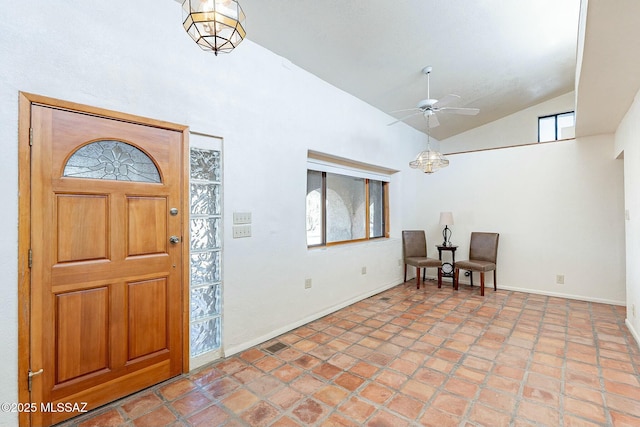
{"left": 626, "top": 318, "right": 640, "bottom": 351}
{"left": 223, "top": 278, "right": 401, "bottom": 357}
{"left": 424, "top": 274, "right": 626, "bottom": 306}
{"left": 497, "top": 285, "right": 625, "bottom": 306}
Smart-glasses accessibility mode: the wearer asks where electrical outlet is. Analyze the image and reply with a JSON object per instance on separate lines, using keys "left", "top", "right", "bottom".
{"left": 232, "top": 224, "right": 251, "bottom": 238}
{"left": 556, "top": 274, "right": 564, "bottom": 285}
{"left": 361, "top": 266, "right": 367, "bottom": 275}
{"left": 398, "top": 259, "right": 402, "bottom": 266}
{"left": 233, "top": 212, "right": 252, "bottom": 224}
{"left": 305, "top": 278, "right": 312, "bottom": 289}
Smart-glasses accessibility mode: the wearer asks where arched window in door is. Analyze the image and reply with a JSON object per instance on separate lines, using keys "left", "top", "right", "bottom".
{"left": 63, "top": 140, "right": 161, "bottom": 183}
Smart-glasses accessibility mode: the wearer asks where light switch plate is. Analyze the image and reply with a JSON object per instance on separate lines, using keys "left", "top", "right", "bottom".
{"left": 232, "top": 224, "right": 251, "bottom": 238}
{"left": 233, "top": 212, "right": 252, "bottom": 224}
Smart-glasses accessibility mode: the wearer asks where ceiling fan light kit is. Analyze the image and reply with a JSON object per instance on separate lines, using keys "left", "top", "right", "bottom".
{"left": 182, "top": 0, "right": 246, "bottom": 55}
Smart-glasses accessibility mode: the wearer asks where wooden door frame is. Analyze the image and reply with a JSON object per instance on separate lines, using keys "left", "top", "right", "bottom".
{"left": 17, "top": 92, "right": 191, "bottom": 427}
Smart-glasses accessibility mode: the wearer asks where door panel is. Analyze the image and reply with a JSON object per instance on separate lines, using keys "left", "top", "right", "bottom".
{"left": 127, "top": 197, "right": 168, "bottom": 256}
{"left": 128, "top": 278, "right": 169, "bottom": 360}
{"left": 56, "top": 194, "right": 109, "bottom": 263}
{"left": 55, "top": 288, "right": 109, "bottom": 383}
{"left": 30, "top": 104, "right": 184, "bottom": 426}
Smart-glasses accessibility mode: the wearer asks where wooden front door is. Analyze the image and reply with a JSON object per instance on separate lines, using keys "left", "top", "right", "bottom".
{"left": 28, "top": 103, "right": 184, "bottom": 426}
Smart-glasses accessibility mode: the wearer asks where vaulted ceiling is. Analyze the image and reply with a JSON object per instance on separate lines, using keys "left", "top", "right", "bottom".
{"left": 237, "top": 0, "right": 580, "bottom": 140}
{"left": 177, "top": 0, "right": 640, "bottom": 142}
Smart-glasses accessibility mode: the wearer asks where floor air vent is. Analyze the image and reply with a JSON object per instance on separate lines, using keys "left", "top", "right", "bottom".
{"left": 265, "top": 342, "right": 288, "bottom": 353}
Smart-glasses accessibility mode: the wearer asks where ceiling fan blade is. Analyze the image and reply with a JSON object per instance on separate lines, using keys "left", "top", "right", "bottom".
{"left": 388, "top": 107, "right": 421, "bottom": 114}
{"left": 433, "top": 94, "right": 461, "bottom": 108}
{"left": 438, "top": 107, "right": 480, "bottom": 116}
{"left": 387, "top": 111, "right": 422, "bottom": 126}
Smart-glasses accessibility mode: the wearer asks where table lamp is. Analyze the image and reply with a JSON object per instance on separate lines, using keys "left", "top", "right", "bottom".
{"left": 439, "top": 212, "right": 454, "bottom": 247}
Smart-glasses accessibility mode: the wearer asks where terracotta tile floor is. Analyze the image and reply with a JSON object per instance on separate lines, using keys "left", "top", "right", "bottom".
{"left": 58, "top": 280, "right": 640, "bottom": 427}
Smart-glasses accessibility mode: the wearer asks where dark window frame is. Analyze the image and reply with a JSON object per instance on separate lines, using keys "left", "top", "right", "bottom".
{"left": 538, "top": 111, "right": 575, "bottom": 142}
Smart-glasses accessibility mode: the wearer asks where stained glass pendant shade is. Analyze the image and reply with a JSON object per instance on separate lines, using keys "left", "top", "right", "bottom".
{"left": 182, "top": 0, "right": 246, "bottom": 55}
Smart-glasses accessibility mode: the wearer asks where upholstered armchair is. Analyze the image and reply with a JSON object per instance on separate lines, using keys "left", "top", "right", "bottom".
{"left": 453, "top": 232, "right": 499, "bottom": 296}
{"left": 402, "top": 230, "right": 443, "bottom": 289}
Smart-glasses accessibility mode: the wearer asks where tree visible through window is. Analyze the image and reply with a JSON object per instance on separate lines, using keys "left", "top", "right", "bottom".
{"left": 306, "top": 170, "right": 388, "bottom": 247}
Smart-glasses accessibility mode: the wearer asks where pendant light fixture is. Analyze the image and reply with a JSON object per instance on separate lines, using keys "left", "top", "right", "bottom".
{"left": 182, "top": 0, "right": 246, "bottom": 55}
{"left": 409, "top": 115, "right": 449, "bottom": 174}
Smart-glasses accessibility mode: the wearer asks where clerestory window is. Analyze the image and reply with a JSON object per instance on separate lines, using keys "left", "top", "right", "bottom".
{"left": 538, "top": 111, "right": 575, "bottom": 142}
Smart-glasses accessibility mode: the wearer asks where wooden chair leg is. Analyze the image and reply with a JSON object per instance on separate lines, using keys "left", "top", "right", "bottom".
{"left": 416, "top": 267, "right": 421, "bottom": 289}
{"left": 437, "top": 268, "right": 442, "bottom": 288}
{"left": 453, "top": 268, "right": 459, "bottom": 291}
{"left": 480, "top": 272, "right": 485, "bottom": 296}
{"left": 404, "top": 264, "right": 407, "bottom": 282}
{"left": 494, "top": 269, "right": 497, "bottom": 291}
{"left": 470, "top": 271, "right": 474, "bottom": 286}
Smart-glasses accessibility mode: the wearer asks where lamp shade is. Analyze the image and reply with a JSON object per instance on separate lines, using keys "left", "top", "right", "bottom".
{"left": 439, "top": 212, "right": 454, "bottom": 226}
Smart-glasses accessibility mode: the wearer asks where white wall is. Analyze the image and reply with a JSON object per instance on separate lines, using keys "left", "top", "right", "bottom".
{"left": 441, "top": 92, "right": 575, "bottom": 153}
{"left": 415, "top": 135, "right": 625, "bottom": 305}
{"left": 615, "top": 88, "right": 640, "bottom": 346}
{"left": 0, "top": 1, "right": 427, "bottom": 424}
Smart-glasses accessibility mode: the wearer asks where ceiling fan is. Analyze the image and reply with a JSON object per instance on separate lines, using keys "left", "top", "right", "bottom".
{"left": 388, "top": 66, "right": 480, "bottom": 128}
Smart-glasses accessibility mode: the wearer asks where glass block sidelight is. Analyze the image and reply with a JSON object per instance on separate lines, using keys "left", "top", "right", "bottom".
{"left": 190, "top": 218, "right": 221, "bottom": 251}
{"left": 63, "top": 140, "right": 161, "bottom": 182}
{"left": 190, "top": 251, "right": 221, "bottom": 286}
{"left": 190, "top": 284, "right": 221, "bottom": 320}
{"left": 190, "top": 183, "right": 221, "bottom": 215}
{"left": 190, "top": 148, "right": 221, "bottom": 182}
{"left": 189, "top": 146, "right": 222, "bottom": 358}
{"left": 190, "top": 317, "right": 221, "bottom": 356}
